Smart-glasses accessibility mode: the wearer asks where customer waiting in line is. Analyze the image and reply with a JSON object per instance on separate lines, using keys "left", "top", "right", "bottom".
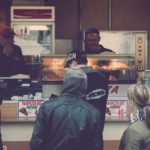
{"left": 64, "top": 50, "right": 109, "bottom": 134}
{"left": 119, "top": 83, "right": 150, "bottom": 150}
{"left": 30, "top": 69, "right": 103, "bottom": 150}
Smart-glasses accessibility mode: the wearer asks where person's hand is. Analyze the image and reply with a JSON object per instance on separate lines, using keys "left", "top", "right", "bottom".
{"left": 2, "top": 44, "right": 14, "bottom": 56}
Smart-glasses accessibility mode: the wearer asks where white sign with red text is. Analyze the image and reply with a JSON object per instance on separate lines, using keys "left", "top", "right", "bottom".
{"left": 106, "top": 99, "right": 127, "bottom": 118}
{"left": 108, "top": 84, "right": 132, "bottom": 98}
{"left": 18, "top": 100, "right": 43, "bottom": 118}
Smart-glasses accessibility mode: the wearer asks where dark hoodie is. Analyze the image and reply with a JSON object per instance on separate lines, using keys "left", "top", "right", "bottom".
{"left": 61, "top": 68, "right": 87, "bottom": 98}
{"left": 30, "top": 69, "right": 103, "bottom": 150}
{"left": 69, "top": 66, "right": 109, "bottom": 131}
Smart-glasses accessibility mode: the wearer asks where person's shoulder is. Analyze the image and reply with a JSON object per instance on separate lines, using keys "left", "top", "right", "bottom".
{"left": 40, "top": 97, "right": 61, "bottom": 111}
{"left": 122, "top": 125, "right": 140, "bottom": 141}
{"left": 104, "top": 48, "right": 115, "bottom": 53}
{"left": 12, "top": 44, "right": 22, "bottom": 51}
{"left": 94, "top": 70, "right": 107, "bottom": 78}
{"left": 129, "top": 120, "right": 145, "bottom": 128}
{"left": 130, "top": 120, "right": 150, "bottom": 134}
{"left": 79, "top": 99, "right": 100, "bottom": 113}
{"left": 100, "top": 45, "right": 115, "bottom": 53}
{"left": 85, "top": 49, "right": 95, "bottom": 54}
{"left": 12, "top": 44, "right": 23, "bottom": 56}
{"left": 124, "top": 121, "right": 147, "bottom": 138}
{"left": 86, "top": 69, "right": 108, "bottom": 80}
{"left": 46, "top": 97, "right": 60, "bottom": 104}
{"left": 120, "top": 125, "right": 141, "bottom": 150}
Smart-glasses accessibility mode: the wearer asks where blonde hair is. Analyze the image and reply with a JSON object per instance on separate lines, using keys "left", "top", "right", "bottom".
{"left": 127, "top": 84, "right": 150, "bottom": 129}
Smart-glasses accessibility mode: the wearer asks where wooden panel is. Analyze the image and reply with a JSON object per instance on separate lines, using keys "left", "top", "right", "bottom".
{"left": 0, "top": 10, "right": 6, "bottom": 27}
{"left": 0, "top": 4, "right": 10, "bottom": 26}
{"left": 104, "top": 140, "right": 120, "bottom": 150}
{"left": 3, "top": 141, "right": 29, "bottom": 150}
{"left": 81, "top": 0, "right": 109, "bottom": 30}
{"left": 2, "top": 140, "right": 120, "bottom": 150}
{"left": 52, "top": 0, "right": 79, "bottom": 39}
{"left": 111, "top": 0, "right": 150, "bottom": 38}
{"left": 1, "top": 103, "right": 17, "bottom": 118}
{"left": 12, "top": 0, "right": 44, "bottom": 5}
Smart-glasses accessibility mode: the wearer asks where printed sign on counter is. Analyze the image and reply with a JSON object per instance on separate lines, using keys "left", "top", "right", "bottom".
{"left": 18, "top": 100, "right": 43, "bottom": 118}
{"left": 106, "top": 100, "right": 128, "bottom": 120}
{"left": 108, "top": 84, "right": 131, "bottom": 97}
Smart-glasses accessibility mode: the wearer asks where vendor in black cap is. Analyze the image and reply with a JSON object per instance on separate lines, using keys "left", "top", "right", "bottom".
{"left": 0, "top": 26, "right": 28, "bottom": 77}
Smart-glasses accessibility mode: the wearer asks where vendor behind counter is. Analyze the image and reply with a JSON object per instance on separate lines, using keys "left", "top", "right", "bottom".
{"left": 0, "top": 26, "right": 29, "bottom": 77}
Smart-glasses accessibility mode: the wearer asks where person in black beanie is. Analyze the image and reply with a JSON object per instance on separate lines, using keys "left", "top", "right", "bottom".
{"left": 64, "top": 50, "right": 109, "bottom": 145}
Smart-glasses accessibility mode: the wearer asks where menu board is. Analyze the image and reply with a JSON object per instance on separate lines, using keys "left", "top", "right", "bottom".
{"left": 18, "top": 100, "right": 43, "bottom": 118}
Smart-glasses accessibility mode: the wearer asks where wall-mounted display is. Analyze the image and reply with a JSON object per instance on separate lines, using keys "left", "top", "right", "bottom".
{"left": 41, "top": 54, "right": 137, "bottom": 82}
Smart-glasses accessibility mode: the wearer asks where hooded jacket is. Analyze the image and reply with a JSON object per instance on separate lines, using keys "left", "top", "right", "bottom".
{"left": 71, "top": 66, "right": 109, "bottom": 131}
{"left": 119, "top": 120, "right": 150, "bottom": 150}
{"left": 30, "top": 69, "right": 103, "bottom": 150}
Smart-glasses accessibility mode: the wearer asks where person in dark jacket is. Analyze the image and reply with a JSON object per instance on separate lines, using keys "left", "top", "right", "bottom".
{"left": 30, "top": 69, "right": 103, "bottom": 150}
{"left": 0, "top": 26, "right": 28, "bottom": 77}
{"left": 84, "top": 28, "right": 115, "bottom": 54}
{"left": 119, "top": 83, "right": 150, "bottom": 150}
{"left": 84, "top": 28, "right": 119, "bottom": 80}
{"left": 64, "top": 50, "right": 109, "bottom": 133}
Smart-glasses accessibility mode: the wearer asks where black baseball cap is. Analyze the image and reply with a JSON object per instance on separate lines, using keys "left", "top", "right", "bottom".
{"left": 64, "top": 50, "right": 87, "bottom": 68}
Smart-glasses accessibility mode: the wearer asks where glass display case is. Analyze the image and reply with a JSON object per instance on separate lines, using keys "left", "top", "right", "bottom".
{"left": 41, "top": 55, "right": 66, "bottom": 82}
{"left": 41, "top": 54, "right": 137, "bottom": 82}
{"left": 12, "top": 24, "right": 54, "bottom": 56}
{"left": 41, "top": 54, "right": 136, "bottom": 118}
